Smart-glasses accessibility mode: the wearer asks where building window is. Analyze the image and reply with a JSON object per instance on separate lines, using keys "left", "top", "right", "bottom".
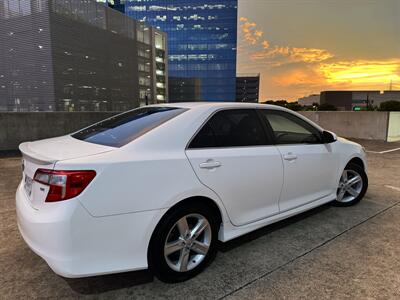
{"left": 138, "top": 62, "right": 151, "bottom": 72}
{"left": 138, "top": 47, "right": 151, "bottom": 58}
{"left": 155, "top": 32, "right": 165, "bottom": 50}
{"left": 139, "top": 76, "right": 151, "bottom": 86}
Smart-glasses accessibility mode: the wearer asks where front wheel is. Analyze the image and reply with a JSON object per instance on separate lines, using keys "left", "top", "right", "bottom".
{"left": 333, "top": 163, "right": 368, "bottom": 206}
{"left": 148, "top": 202, "right": 220, "bottom": 283}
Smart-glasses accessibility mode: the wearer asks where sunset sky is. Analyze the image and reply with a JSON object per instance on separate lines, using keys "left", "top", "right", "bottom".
{"left": 237, "top": 0, "right": 400, "bottom": 101}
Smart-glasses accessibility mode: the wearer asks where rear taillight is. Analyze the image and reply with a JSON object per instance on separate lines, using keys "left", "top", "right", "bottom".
{"left": 34, "top": 169, "right": 96, "bottom": 202}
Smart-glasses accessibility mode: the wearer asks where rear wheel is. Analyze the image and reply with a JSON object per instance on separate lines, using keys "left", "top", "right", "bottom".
{"left": 333, "top": 163, "right": 368, "bottom": 206}
{"left": 148, "top": 202, "right": 219, "bottom": 283}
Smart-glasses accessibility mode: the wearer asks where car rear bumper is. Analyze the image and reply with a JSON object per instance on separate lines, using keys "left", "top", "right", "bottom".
{"left": 16, "top": 182, "right": 167, "bottom": 278}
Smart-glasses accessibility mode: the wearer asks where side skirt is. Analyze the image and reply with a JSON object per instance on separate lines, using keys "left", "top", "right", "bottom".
{"left": 218, "top": 193, "right": 336, "bottom": 242}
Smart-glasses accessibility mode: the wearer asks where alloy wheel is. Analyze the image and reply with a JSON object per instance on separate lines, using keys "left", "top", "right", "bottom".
{"left": 164, "top": 213, "right": 212, "bottom": 272}
{"left": 337, "top": 169, "right": 363, "bottom": 203}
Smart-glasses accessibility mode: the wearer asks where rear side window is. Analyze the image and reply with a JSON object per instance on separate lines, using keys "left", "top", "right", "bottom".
{"left": 189, "top": 109, "right": 268, "bottom": 148}
{"left": 72, "top": 107, "right": 187, "bottom": 147}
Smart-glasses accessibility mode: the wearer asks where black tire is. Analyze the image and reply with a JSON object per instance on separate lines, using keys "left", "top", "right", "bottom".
{"left": 333, "top": 163, "right": 368, "bottom": 207}
{"left": 148, "top": 202, "right": 220, "bottom": 283}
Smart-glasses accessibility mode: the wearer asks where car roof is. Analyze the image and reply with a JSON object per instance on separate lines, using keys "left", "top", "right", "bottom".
{"left": 120, "top": 101, "right": 324, "bottom": 152}
{"left": 148, "top": 102, "right": 285, "bottom": 111}
{"left": 151, "top": 102, "right": 324, "bottom": 132}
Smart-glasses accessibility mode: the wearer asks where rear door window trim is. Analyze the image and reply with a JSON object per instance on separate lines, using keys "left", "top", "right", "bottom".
{"left": 187, "top": 108, "right": 274, "bottom": 150}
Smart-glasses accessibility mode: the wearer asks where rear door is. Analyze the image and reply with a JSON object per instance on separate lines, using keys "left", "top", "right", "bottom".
{"left": 185, "top": 109, "right": 283, "bottom": 226}
{"left": 258, "top": 109, "right": 339, "bottom": 212}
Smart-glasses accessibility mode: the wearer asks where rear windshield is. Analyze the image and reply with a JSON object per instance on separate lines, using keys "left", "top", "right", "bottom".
{"left": 72, "top": 107, "right": 187, "bottom": 147}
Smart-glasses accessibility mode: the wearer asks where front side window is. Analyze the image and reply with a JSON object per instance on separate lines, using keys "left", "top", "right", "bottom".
{"left": 259, "top": 110, "right": 322, "bottom": 145}
{"left": 72, "top": 107, "right": 187, "bottom": 147}
{"left": 189, "top": 109, "right": 268, "bottom": 149}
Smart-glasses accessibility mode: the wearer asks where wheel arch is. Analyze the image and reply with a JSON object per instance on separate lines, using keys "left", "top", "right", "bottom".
{"left": 335, "top": 153, "right": 367, "bottom": 190}
{"left": 147, "top": 195, "right": 225, "bottom": 267}
{"left": 346, "top": 156, "right": 365, "bottom": 170}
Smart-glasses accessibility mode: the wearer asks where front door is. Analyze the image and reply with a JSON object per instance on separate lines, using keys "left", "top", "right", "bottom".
{"left": 185, "top": 109, "right": 284, "bottom": 226}
{"left": 258, "top": 109, "right": 339, "bottom": 212}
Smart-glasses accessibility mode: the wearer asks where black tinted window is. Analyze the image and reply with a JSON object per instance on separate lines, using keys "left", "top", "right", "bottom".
{"left": 189, "top": 109, "right": 267, "bottom": 148}
{"left": 259, "top": 110, "right": 322, "bottom": 144}
{"left": 72, "top": 107, "right": 187, "bottom": 147}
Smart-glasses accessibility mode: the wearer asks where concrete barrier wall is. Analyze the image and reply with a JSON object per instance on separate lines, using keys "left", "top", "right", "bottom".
{"left": 0, "top": 112, "right": 118, "bottom": 152}
{"left": 387, "top": 112, "right": 400, "bottom": 142}
{"left": 299, "top": 111, "right": 390, "bottom": 141}
{"left": 0, "top": 111, "right": 397, "bottom": 152}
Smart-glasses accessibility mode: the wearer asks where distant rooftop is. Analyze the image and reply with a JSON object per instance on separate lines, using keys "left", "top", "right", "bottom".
{"left": 321, "top": 90, "right": 400, "bottom": 93}
{"left": 236, "top": 73, "right": 260, "bottom": 78}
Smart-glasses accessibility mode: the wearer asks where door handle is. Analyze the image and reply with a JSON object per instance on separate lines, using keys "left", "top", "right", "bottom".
{"left": 283, "top": 153, "right": 297, "bottom": 161}
{"left": 199, "top": 160, "right": 221, "bottom": 169}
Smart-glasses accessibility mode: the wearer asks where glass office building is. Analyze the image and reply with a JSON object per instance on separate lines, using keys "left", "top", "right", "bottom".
{"left": 108, "top": 0, "right": 238, "bottom": 102}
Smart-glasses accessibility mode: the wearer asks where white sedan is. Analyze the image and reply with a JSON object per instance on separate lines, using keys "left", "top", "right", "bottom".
{"left": 16, "top": 102, "right": 368, "bottom": 282}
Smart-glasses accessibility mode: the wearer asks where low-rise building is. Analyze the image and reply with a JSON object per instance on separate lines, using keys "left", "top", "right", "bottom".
{"left": 320, "top": 91, "right": 400, "bottom": 111}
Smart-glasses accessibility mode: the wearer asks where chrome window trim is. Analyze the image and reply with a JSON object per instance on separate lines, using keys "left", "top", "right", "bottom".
{"left": 258, "top": 108, "right": 325, "bottom": 146}
{"left": 185, "top": 107, "right": 327, "bottom": 151}
{"left": 185, "top": 107, "right": 272, "bottom": 150}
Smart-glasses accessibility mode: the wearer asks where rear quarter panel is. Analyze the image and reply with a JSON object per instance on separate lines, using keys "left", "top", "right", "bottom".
{"left": 55, "top": 148, "right": 228, "bottom": 219}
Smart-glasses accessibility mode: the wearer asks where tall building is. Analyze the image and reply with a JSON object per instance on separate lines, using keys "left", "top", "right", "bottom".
{"left": 236, "top": 73, "right": 260, "bottom": 103}
{"left": 0, "top": 0, "right": 167, "bottom": 112}
{"left": 117, "top": 0, "right": 238, "bottom": 102}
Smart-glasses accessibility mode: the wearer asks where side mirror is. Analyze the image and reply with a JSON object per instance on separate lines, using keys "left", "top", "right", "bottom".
{"left": 322, "top": 130, "right": 337, "bottom": 143}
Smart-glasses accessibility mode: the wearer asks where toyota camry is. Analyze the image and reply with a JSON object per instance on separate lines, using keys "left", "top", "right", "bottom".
{"left": 16, "top": 102, "right": 368, "bottom": 282}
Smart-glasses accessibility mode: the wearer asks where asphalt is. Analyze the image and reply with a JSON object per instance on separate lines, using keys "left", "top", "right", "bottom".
{"left": 1, "top": 139, "right": 400, "bottom": 299}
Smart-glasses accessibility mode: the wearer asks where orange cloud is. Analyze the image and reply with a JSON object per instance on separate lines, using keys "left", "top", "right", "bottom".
{"left": 273, "top": 67, "right": 324, "bottom": 87}
{"left": 319, "top": 59, "right": 400, "bottom": 85}
{"left": 239, "top": 17, "right": 263, "bottom": 45}
{"left": 270, "top": 59, "right": 400, "bottom": 98}
{"left": 239, "top": 17, "right": 333, "bottom": 65}
{"left": 237, "top": 16, "right": 400, "bottom": 101}
{"left": 261, "top": 40, "right": 270, "bottom": 49}
{"left": 251, "top": 46, "right": 334, "bottom": 64}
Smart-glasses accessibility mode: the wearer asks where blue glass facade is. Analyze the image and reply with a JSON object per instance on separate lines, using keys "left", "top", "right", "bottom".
{"left": 123, "top": 0, "right": 238, "bottom": 102}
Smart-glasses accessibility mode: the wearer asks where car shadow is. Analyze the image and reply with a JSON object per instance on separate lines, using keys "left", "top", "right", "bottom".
{"left": 64, "top": 269, "right": 154, "bottom": 294}
{"left": 65, "top": 203, "right": 331, "bottom": 294}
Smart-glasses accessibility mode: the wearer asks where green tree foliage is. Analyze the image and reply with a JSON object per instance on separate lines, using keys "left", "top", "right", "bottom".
{"left": 262, "top": 100, "right": 302, "bottom": 111}
{"left": 317, "top": 103, "right": 337, "bottom": 111}
{"left": 286, "top": 102, "right": 303, "bottom": 111}
{"left": 379, "top": 101, "right": 400, "bottom": 111}
{"left": 262, "top": 100, "right": 339, "bottom": 111}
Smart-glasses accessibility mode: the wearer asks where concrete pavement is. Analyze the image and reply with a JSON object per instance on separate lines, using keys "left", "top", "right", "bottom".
{"left": 1, "top": 140, "right": 399, "bottom": 299}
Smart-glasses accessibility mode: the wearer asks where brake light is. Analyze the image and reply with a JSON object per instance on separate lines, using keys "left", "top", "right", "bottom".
{"left": 34, "top": 169, "right": 96, "bottom": 202}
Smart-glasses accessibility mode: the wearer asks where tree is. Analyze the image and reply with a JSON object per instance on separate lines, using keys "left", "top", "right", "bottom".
{"left": 317, "top": 103, "right": 337, "bottom": 111}
{"left": 262, "top": 100, "right": 302, "bottom": 111}
{"left": 379, "top": 101, "right": 400, "bottom": 111}
{"left": 286, "top": 102, "right": 302, "bottom": 111}
{"left": 263, "top": 100, "right": 287, "bottom": 107}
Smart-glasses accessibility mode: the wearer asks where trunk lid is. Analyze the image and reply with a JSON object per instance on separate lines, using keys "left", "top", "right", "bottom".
{"left": 19, "top": 135, "right": 114, "bottom": 209}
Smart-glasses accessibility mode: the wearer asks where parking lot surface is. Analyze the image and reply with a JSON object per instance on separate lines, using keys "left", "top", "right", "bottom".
{"left": 1, "top": 139, "right": 400, "bottom": 299}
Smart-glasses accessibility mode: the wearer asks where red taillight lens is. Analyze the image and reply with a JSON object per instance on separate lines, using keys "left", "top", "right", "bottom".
{"left": 34, "top": 169, "right": 96, "bottom": 202}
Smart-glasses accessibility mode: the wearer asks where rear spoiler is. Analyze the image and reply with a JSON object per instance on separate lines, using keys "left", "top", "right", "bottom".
{"left": 19, "top": 142, "right": 57, "bottom": 165}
